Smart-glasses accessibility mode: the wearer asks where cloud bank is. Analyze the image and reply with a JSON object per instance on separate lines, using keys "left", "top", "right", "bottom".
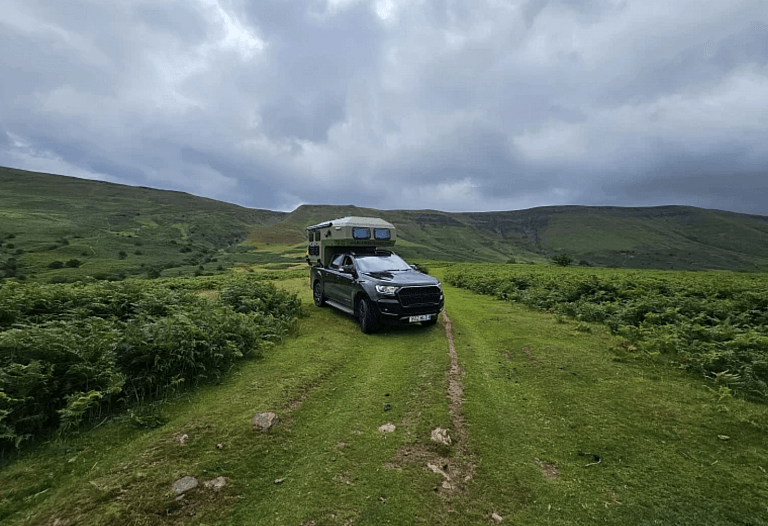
{"left": 1, "top": 0, "right": 766, "bottom": 214}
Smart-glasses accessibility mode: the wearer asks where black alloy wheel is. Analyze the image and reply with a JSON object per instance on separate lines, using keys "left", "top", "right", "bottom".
{"left": 357, "top": 296, "right": 379, "bottom": 334}
{"left": 313, "top": 281, "right": 326, "bottom": 307}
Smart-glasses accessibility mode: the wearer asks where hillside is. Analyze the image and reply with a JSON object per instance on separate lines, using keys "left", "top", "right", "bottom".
{"left": 0, "top": 166, "right": 289, "bottom": 281}
{"left": 284, "top": 204, "right": 768, "bottom": 271}
{"left": 2, "top": 167, "right": 768, "bottom": 282}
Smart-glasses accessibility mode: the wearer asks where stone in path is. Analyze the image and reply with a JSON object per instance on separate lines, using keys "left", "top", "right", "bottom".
{"left": 378, "top": 422, "right": 396, "bottom": 433}
{"left": 252, "top": 411, "right": 279, "bottom": 432}
{"left": 430, "top": 427, "right": 452, "bottom": 446}
{"left": 173, "top": 476, "right": 198, "bottom": 495}
{"left": 203, "top": 476, "right": 227, "bottom": 491}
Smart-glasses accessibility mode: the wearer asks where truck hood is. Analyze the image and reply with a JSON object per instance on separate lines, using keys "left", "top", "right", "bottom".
{"left": 362, "top": 270, "right": 440, "bottom": 287}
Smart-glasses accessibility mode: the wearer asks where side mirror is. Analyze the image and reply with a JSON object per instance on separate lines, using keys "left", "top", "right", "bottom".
{"left": 341, "top": 265, "right": 354, "bottom": 275}
{"left": 410, "top": 265, "right": 418, "bottom": 271}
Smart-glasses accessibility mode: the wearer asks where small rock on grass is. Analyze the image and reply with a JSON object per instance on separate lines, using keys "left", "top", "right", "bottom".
{"left": 252, "top": 412, "right": 279, "bottom": 432}
{"left": 173, "top": 476, "right": 198, "bottom": 495}
{"left": 378, "top": 422, "right": 396, "bottom": 433}
{"left": 491, "top": 512, "right": 504, "bottom": 522}
{"left": 203, "top": 477, "right": 227, "bottom": 491}
{"left": 430, "top": 427, "right": 452, "bottom": 446}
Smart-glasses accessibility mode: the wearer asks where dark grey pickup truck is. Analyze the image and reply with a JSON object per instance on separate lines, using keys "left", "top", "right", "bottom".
{"left": 310, "top": 249, "right": 444, "bottom": 333}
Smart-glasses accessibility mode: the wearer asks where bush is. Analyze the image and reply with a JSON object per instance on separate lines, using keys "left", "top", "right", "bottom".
{"left": 118, "top": 251, "right": 127, "bottom": 260}
{"left": 1, "top": 258, "right": 19, "bottom": 278}
{"left": 65, "top": 259, "right": 82, "bottom": 268}
{"left": 0, "top": 275, "right": 301, "bottom": 451}
{"left": 48, "top": 261, "right": 64, "bottom": 269}
{"left": 445, "top": 264, "right": 768, "bottom": 400}
{"left": 552, "top": 254, "right": 573, "bottom": 267}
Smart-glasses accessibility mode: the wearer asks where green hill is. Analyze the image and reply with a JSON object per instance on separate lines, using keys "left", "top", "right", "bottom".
{"left": 0, "top": 166, "right": 288, "bottom": 281}
{"left": 2, "top": 166, "right": 768, "bottom": 281}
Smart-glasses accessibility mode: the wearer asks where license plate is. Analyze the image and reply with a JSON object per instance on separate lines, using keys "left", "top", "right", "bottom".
{"left": 409, "top": 315, "right": 431, "bottom": 323}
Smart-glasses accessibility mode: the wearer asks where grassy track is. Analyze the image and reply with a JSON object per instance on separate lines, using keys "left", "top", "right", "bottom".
{"left": 2, "top": 273, "right": 767, "bottom": 525}
{"left": 441, "top": 272, "right": 768, "bottom": 525}
{"left": 0, "top": 277, "right": 454, "bottom": 525}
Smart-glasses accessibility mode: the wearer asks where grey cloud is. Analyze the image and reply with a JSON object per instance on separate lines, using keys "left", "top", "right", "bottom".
{"left": 0, "top": 0, "right": 766, "bottom": 215}
{"left": 243, "top": 0, "right": 384, "bottom": 141}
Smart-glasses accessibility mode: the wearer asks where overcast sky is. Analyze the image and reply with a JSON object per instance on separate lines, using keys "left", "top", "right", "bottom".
{"left": 1, "top": 0, "right": 766, "bottom": 215}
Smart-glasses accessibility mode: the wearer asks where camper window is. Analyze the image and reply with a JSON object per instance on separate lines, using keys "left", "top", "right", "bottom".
{"left": 353, "top": 227, "right": 371, "bottom": 239}
{"left": 374, "top": 228, "right": 391, "bottom": 240}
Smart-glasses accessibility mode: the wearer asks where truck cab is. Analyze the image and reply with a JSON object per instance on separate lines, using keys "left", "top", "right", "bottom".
{"left": 307, "top": 217, "right": 444, "bottom": 333}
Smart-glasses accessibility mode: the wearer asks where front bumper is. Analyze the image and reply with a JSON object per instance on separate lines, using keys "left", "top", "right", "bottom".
{"left": 374, "top": 297, "right": 444, "bottom": 323}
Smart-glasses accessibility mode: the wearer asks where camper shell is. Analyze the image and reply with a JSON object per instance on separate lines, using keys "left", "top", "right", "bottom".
{"left": 306, "top": 216, "right": 443, "bottom": 334}
{"left": 306, "top": 216, "right": 397, "bottom": 267}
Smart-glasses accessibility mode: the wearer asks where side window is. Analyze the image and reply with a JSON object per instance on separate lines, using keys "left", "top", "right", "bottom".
{"left": 330, "top": 254, "right": 344, "bottom": 269}
{"left": 308, "top": 231, "right": 313, "bottom": 242}
{"left": 342, "top": 256, "right": 353, "bottom": 267}
{"left": 374, "top": 228, "right": 390, "bottom": 240}
{"left": 352, "top": 227, "right": 371, "bottom": 239}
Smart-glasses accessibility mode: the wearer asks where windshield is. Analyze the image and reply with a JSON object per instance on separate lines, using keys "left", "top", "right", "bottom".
{"left": 355, "top": 253, "right": 411, "bottom": 273}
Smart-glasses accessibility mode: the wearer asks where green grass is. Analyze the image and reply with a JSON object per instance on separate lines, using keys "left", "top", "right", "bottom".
{"left": 0, "top": 166, "right": 287, "bottom": 282}
{"left": 440, "top": 275, "right": 768, "bottom": 524}
{"left": 2, "top": 268, "right": 767, "bottom": 524}
{"left": 0, "top": 276, "right": 454, "bottom": 525}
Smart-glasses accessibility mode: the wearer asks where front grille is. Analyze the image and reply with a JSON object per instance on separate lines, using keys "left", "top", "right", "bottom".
{"left": 397, "top": 286, "right": 442, "bottom": 307}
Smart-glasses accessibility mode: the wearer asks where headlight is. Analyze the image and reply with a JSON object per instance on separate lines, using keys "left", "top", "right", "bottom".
{"left": 375, "top": 285, "right": 398, "bottom": 295}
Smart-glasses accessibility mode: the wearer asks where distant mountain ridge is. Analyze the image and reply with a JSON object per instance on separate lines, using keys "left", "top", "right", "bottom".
{"left": 2, "top": 166, "right": 768, "bottom": 275}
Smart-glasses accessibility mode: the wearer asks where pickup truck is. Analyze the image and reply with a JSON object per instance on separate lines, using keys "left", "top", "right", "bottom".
{"left": 310, "top": 249, "right": 444, "bottom": 333}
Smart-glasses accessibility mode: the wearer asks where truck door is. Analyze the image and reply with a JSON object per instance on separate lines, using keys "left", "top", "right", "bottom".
{"left": 336, "top": 255, "right": 356, "bottom": 309}
{"left": 325, "top": 254, "right": 345, "bottom": 301}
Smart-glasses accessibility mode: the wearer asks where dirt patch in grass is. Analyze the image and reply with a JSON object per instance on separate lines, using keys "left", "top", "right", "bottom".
{"left": 382, "top": 312, "right": 476, "bottom": 497}
{"left": 534, "top": 458, "right": 559, "bottom": 480}
{"left": 524, "top": 346, "right": 541, "bottom": 368}
{"left": 441, "top": 312, "right": 476, "bottom": 487}
{"left": 393, "top": 312, "right": 478, "bottom": 496}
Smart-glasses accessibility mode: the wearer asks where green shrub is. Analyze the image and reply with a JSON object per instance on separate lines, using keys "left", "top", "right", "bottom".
{"left": 552, "top": 254, "right": 573, "bottom": 267}
{"left": 446, "top": 264, "right": 768, "bottom": 399}
{"left": 0, "top": 275, "right": 301, "bottom": 452}
{"left": 48, "top": 261, "right": 64, "bottom": 269}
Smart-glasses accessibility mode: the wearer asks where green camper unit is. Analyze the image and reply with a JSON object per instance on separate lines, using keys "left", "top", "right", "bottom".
{"left": 306, "top": 216, "right": 397, "bottom": 267}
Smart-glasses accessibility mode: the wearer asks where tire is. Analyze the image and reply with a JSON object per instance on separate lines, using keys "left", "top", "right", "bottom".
{"left": 357, "top": 296, "right": 379, "bottom": 334}
{"left": 313, "top": 281, "right": 326, "bottom": 307}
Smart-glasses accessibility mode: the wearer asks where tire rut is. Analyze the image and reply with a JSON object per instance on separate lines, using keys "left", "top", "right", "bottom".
{"left": 440, "top": 311, "right": 476, "bottom": 491}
